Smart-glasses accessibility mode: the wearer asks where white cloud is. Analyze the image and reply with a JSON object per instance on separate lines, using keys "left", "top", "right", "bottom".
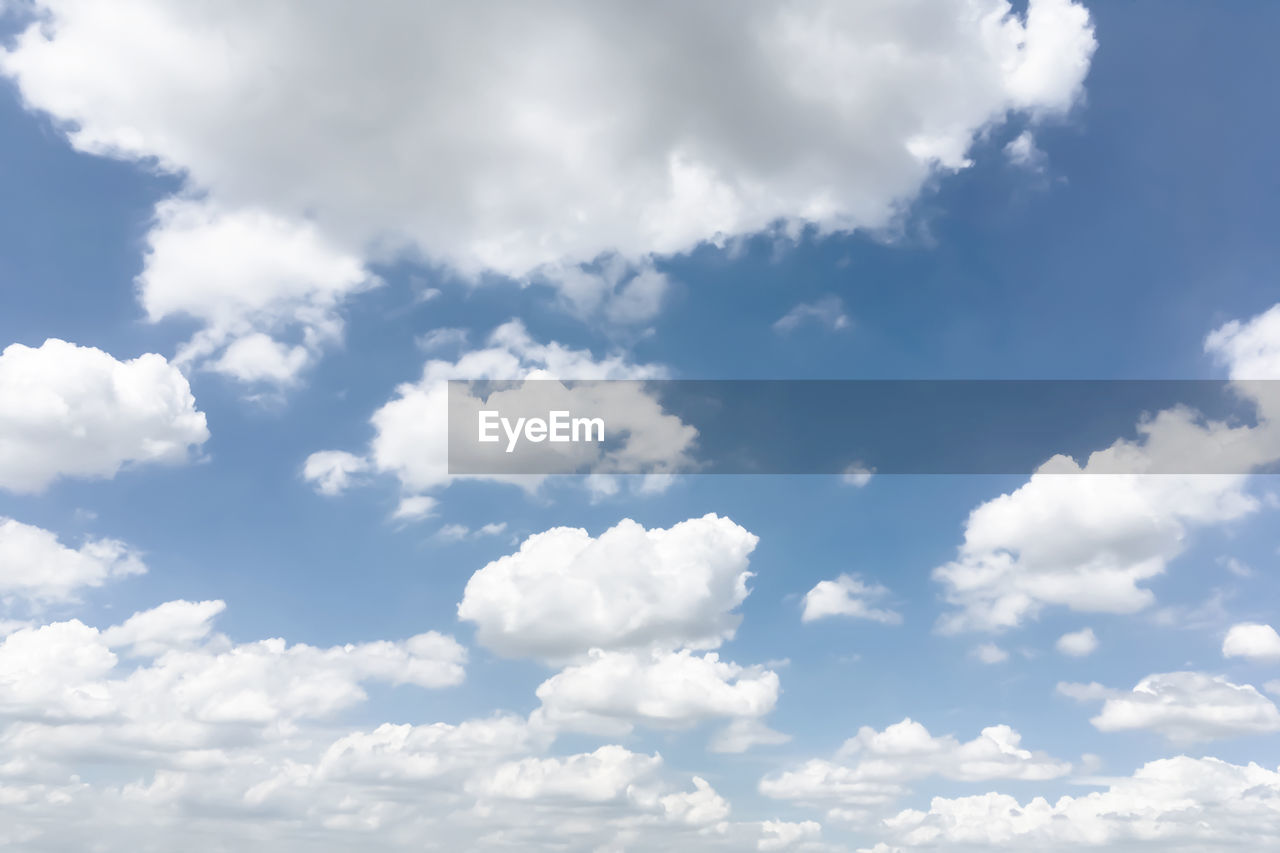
{"left": 871, "top": 755, "right": 1280, "bottom": 850}
{"left": 1003, "top": 130, "right": 1046, "bottom": 170}
{"left": 306, "top": 320, "right": 692, "bottom": 511}
{"left": 774, "top": 296, "right": 850, "bottom": 334}
{"left": 1223, "top": 623, "right": 1280, "bottom": 661}
{"left": 1059, "top": 671, "right": 1280, "bottom": 743}
{"left": 533, "top": 649, "right": 780, "bottom": 736}
{"left": 972, "top": 643, "right": 1009, "bottom": 665}
{"left": 801, "top": 575, "right": 900, "bottom": 624}
{"left": 1055, "top": 627, "right": 1098, "bottom": 657}
{"left": 934, "top": 302, "right": 1280, "bottom": 634}
{"left": 100, "top": 599, "right": 225, "bottom": 657}
{"left": 1206, "top": 302, "right": 1280, "bottom": 380}
{"left": 140, "top": 200, "right": 376, "bottom": 384}
{"left": 761, "top": 719, "right": 1069, "bottom": 813}
{"left": 458, "top": 514, "right": 757, "bottom": 662}
{"left": 301, "top": 450, "right": 370, "bottom": 496}
{"left": 759, "top": 819, "right": 821, "bottom": 851}
{"left": 0, "top": 517, "right": 146, "bottom": 606}
{"left": 0, "top": 339, "right": 208, "bottom": 493}
{"left": 2, "top": 0, "right": 1096, "bottom": 365}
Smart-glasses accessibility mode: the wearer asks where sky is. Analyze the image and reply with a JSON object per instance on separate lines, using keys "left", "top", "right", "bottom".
{"left": 2, "top": 1, "right": 1280, "bottom": 851}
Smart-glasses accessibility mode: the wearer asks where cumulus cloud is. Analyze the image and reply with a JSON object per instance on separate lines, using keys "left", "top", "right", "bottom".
{"left": 458, "top": 514, "right": 757, "bottom": 662}
{"left": 1059, "top": 671, "right": 1280, "bottom": 743}
{"left": 934, "top": 302, "right": 1280, "bottom": 634}
{"left": 801, "top": 574, "right": 900, "bottom": 624}
{"left": 759, "top": 819, "right": 822, "bottom": 851}
{"left": 533, "top": 649, "right": 780, "bottom": 736}
{"left": 870, "top": 755, "right": 1280, "bottom": 850}
{"left": 760, "top": 718, "right": 1070, "bottom": 816}
{"left": 138, "top": 200, "right": 376, "bottom": 385}
{"left": 0, "top": 339, "right": 208, "bottom": 493}
{"left": 1, "top": 0, "right": 1096, "bottom": 376}
{"left": 1055, "top": 627, "right": 1098, "bottom": 657}
{"left": 304, "top": 320, "right": 693, "bottom": 510}
{"left": 1223, "top": 623, "right": 1280, "bottom": 661}
{"left": 0, "top": 517, "right": 145, "bottom": 606}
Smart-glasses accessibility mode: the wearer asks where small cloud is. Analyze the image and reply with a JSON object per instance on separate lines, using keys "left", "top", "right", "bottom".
{"left": 1056, "top": 627, "right": 1098, "bottom": 657}
{"left": 773, "top": 295, "right": 850, "bottom": 335}
{"left": 392, "top": 495, "right": 438, "bottom": 521}
{"left": 972, "top": 643, "right": 1009, "bottom": 664}
{"left": 801, "top": 574, "right": 900, "bottom": 624}
{"left": 1004, "top": 130, "right": 1046, "bottom": 171}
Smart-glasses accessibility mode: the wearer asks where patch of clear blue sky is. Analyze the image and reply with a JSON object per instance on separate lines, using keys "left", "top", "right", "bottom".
{"left": 2, "top": 2, "right": 1280, "bottom": 842}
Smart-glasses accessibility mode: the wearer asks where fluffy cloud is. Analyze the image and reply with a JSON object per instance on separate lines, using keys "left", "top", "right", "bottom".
{"left": 1059, "top": 671, "right": 1280, "bottom": 743}
{"left": 871, "top": 755, "right": 1280, "bottom": 850}
{"left": 2, "top": 0, "right": 1096, "bottom": 374}
{"left": 972, "top": 643, "right": 1010, "bottom": 665}
{"left": 760, "top": 719, "right": 1069, "bottom": 817}
{"left": 305, "top": 320, "right": 693, "bottom": 511}
{"left": 1055, "top": 627, "right": 1098, "bottom": 657}
{"left": 0, "top": 604, "right": 466, "bottom": 736}
{"left": 801, "top": 575, "right": 900, "bottom": 624}
{"left": 759, "top": 819, "right": 822, "bottom": 851}
{"left": 139, "top": 200, "right": 375, "bottom": 384}
{"left": 458, "top": 515, "right": 757, "bottom": 661}
{"left": 0, "top": 517, "right": 146, "bottom": 606}
{"left": 1223, "top": 623, "right": 1280, "bottom": 661}
{"left": 934, "top": 302, "right": 1280, "bottom": 634}
{"left": 0, "top": 339, "right": 208, "bottom": 492}
{"left": 533, "top": 649, "right": 780, "bottom": 736}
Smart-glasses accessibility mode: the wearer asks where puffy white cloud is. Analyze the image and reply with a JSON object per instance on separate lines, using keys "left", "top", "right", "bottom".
{"left": 759, "top": 819, "right": 821, "bottom": 851}
{"left": 801, "top": 575, "right": 900, "bottom": 624}
{"left": 0, "top": 339, "right": 208, "bottom": 492}
{"left": 467, "top": 745, "right": 661, "bottom": 802}
{"left": 1055, "top": 627, "right": 1097, "bottom": 657}
{"left": 2, "top": 0, "right": 1096, "bottom": 365}
{"left": 100, "top": 599, "right": 225, "bottom": 657}
{"left": 0, "top": 517, "right": 145, "bottom": 606}
{"left": 534, "top": 649, "right": 780, "bottom": 735}
{"left": 935, "top": 302, "right": 1280, "bottom": 634}
{"left": 0, "top": 604, "right": 466, "bottom": 740}
{"left": 458, "top": 514, "right": 757, "bottom": 661}
{"left": 301, "top": 450, "right": 370, "bottom": 496}
{"left": 1059, "top": 671, "right": 1280, "bottom": 743}
{"left": 774, "top": 296, "right": 850, "bottom": 334}
{"left": 871, "top": 755, "right": 1280, "bottom": 850}
{"left": 1223, "top": 623, "right": 1280, "bottom": 661}
{"left": 306, "top": 320, "right": 693, "bottom": 509}
{"left": 138, "top": 200, "right": 375, "bottom": 384}
{"left": 760, "top": 719, "right": 1069, "bottom": 813}
{"left": 1206, "top": 302, "right": 1280, "bottom": 380}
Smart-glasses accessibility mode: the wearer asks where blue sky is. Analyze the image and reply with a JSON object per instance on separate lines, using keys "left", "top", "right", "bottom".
{"left": 2, "top": 2, "right": 1280, "bottom": 851}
